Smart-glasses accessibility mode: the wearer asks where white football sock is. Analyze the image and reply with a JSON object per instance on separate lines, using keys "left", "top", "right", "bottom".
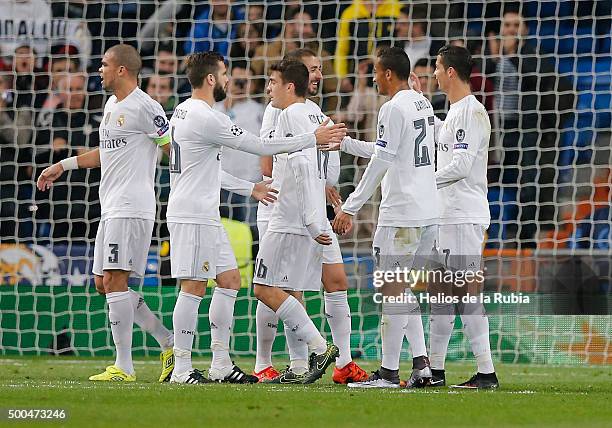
{"left": 276, "top": 295, "right": 326, "bottom": 355}
{"left": 254, "top": 301, "right": 278, "bottom": 372}
{"left": 172, "top": 291, "right": 202, "bottom": 374}
{"left": 404, "top": 314, "right": 428, "bottom": 359}
{"left": 129, "top": 289, "right": 173, "bottom": 351}
{"left": 285, "top": 321, "right": 309, "bottom": 374}
{"left": 324, "top": 291, "right": 352, "bottom": 368}
{"left": 209, "top": 287, "right": 238, "bottom": 374}
{"left": 429, "top": 313, "right": 455, "bottom": 370}
{"left": 401, "top": 289, "right": 428, "bottom": 359}
{"left": 106, "top": 291, "right": 135, "bottom": 375}
{"left": 461, "top": 314, "right": 495, "bottom": 374}
{"left": 380, "top": 313, "right": 407, "bottom": 371}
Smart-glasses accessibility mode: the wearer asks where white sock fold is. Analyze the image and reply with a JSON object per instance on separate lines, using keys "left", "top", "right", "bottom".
{"left": 254, "top": 301, "right": 278, "bottom": 372}
{"left": 276, "top": 295, "right": 326, "bottom": 355}
{"left": 324, "top": 291, "right": 352, "bottom": 368}
{"left": 461, "top": 314, "right": 495, "bottom": 374}
{"left": 429, "top": 314, "right": 455, "bottom": 370}
{"left": 106, "top": 291, "right": 135, "bottom": 375}
{"left": 209, "top": 287, "right": 238, "bottom": 372}
{"left": 380, "top": 313, "right": 407, "bottom": 371}
{"left": 129, "top": 289, "right": 173, "bottom": 351}
{"left": 172, "top": 291, "right": 202, "bottom": 374}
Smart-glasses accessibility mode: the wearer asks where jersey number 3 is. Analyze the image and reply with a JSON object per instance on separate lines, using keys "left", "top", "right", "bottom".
{"left": 169, "top": 126, "right": 181, "bottom": 174}
{"left": 413, "top": 116, "right": 434, "bottom": 167}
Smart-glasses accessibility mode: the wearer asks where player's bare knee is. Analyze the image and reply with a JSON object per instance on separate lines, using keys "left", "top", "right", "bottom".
{"left": 322, "top": 264, "right": 349, "bottom": 292}
{"left": 253, "top": 283, "right": 268, "bottom": 300}
{"left": 94, "top": 276, "right": 105, "bottom": 295}
{"left": 215, "top": 269, "right": 241, "bottom": 291}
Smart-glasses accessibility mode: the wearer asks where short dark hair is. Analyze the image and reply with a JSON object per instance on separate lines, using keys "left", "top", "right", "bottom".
{"left": 413, "top": 58, "right": 431, "bottom": 69}
{"left": 185, "top": 51, "right": 224, "bottom": 89}
{"left": 269, "top": 60, "right": 309, "bottom": 97}
{"left": 107, "top": 44, "right": 142, "bottom": 76}
{"left": 376, "top": 46, "right": 411, "bottom": 81}
{"left": 283, "top": 48, "right": 317, "bottom": 63}
{"left": 437, "top": 44, "right": 473, "bottom": 83}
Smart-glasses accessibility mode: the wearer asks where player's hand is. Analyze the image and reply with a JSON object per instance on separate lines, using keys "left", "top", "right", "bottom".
{"left": 409, "top": 72, "right": 423, "bottom": 93}
{"left": 325, "top": 185, "right": 342, "bottom": 208}
{"left": 315, "top": 233, "right": 332, "bottom": 246}
{"left": 332, "top": 210, "right": 353, "bottom": 235}
{"left": 251, "top": 179, "right": 278, "bottom": 206}
{"left": 36, "top": 163, "right": 64, "bottom": 191}
{"left": 315, "top": 118, "right": 347, "bottom": 146}
{"left": 317, "top": 138, "right": 342, "bottom": 152}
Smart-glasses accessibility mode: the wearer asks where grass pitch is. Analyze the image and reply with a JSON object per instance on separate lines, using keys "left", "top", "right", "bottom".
{"left": 1, "top": 356, "right": 611, "bottom": 428}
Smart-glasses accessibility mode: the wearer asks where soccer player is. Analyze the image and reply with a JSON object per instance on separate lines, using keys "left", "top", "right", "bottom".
{"left": 253, "top": 49, "right": 368, "bottom": 384}
{"left": 427, "top": 44, "right": 499, "bottom": 389}
{"left": 166, "top": 52, "right": 346, "bottom": 384}
{"left": 37, "top": 44, "right": 176, "bottom": 382}
{"left": 330, "top": 47, "right": 439, "bottom": 388}
{"left": 252, "top": 60, "right": 342, "bottom": 384}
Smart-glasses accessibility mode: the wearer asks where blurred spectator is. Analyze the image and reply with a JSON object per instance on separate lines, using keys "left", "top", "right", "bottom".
{"left": 395, "top": 5, "right": 445, "bottom": 71}
{"left": 0, "top": 0, "right": 91, "bottom": 70}
{"left": 412, "top": 58, "right": 447, "bottom": 117}
{"left": 12, "top": 44, "right": 48, "bottom": 109}
{"left": 334, "top": 0, "right": 401, "bottom": 91}
{"left": 0, "top": 73, "right": 33, "bottom": 242}
{"left": 229, "top": 22, "right": 264, "bottom": 66}
{"left": 213, "top": 65, "right": 264, "bottom": 229}
{"left": 183, "top": 0, "right": 242, "bottom": 57}
{"left": 155, "top": 46, "right": 179, "bottom": 75}
{"left": 144, "top": 74, "right": 177, "bottom": 115}
{"left": 487, "top": 5, "right": 574, "bottom": 246}
{"left": 251, "top": 9, "right": 338, "bottom": 112}
{"left": 34, "top": 72, "right": 100, "bottom": 241}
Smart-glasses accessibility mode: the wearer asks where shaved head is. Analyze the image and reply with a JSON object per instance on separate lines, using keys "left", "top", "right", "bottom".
{"left": 106, "top": 44, "right": 142, "bottom": 77}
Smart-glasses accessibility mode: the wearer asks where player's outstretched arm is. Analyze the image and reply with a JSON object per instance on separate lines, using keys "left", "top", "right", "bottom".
{"left": 36, "top": 148, "right": 101, "bottom": 191}
{"left": 318, "top": 135, "right": 376, "bottom": 159}
{"left": 217, "top": 115, "right": 347, "bottom": 156}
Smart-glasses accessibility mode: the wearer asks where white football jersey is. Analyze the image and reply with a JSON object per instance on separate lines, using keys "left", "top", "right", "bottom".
{"left": 98, "top": 87, "right": 170, "bottom": 221}
{"left": 367, "top": 89, "right": 439, "bottom": 227}
{"left": 167, "top": 98, "right": 314, "bottom": 225}
{"left": 257, "top": 100, "right": 340, "bottom": 223}
{"left": 436, "top": 95, "right": 491, "bottom": 225}
{"left": 267, "top": 101, "right": 328, "bottom": 236}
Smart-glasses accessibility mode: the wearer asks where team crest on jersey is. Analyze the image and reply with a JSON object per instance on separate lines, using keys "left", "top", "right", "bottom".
{"left": 104, "top": 112, "right": 111, "bottom": 125}
{"left": 230, "top": 125, "right": 244, "bottom": 136}
{"left": 378, "top": 124, "right": 385, "bottom": 138}
{"left": 153, "top": 115, "right": 166, "bottom": 127}
{"left": 456, "top": 129, "right": 465, "bottom": 142}
{"left": 202, "top": 261, "right": 210, "bottom": 272}
{"left": 117, "top": 114, "right": 125, "bottom": 127}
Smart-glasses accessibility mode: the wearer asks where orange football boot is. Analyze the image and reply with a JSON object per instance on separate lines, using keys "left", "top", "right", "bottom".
{"left": 253, "top": 366, "right": 281, "bottom": 383}
{"left": 332, "top": 361, "right": 369, "bottom": 384}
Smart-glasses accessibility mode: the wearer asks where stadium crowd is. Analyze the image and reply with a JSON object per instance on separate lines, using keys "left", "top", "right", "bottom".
{"left": 0, "top": 0, "right": 610, "bottom": 251}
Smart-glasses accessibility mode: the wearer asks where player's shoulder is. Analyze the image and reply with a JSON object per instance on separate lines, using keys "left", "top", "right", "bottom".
{"left": 263, "top": 102, "right": 282, "bottom": 119}
{"left": 133, "top": 87, "right": 165, "bottom": 115}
